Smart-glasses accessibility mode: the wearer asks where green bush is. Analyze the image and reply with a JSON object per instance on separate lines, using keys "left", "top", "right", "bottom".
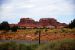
{"left": 11, "top": 26, "right": 18, "bottom": 32}
{"left": 68, "top": 19, "right": 75, "bottom": 28}
{"left": 0, "top": 21, "right": 10, "bottom": 31}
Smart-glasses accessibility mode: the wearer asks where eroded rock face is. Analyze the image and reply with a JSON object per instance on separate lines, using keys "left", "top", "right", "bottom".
{"left": 18, "top": 18, "right": 35, "bottom": 24}
{"left": 39, "top": 18, "right": 58, "bottom": 26}
{"left": 18, "top": 18, "right": 67, "bottom": 28}
{"left": 18, "top": 18, "right": 36, "bottom": 28}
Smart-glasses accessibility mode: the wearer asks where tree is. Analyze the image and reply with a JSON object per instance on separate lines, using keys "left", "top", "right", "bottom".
{"left": 11, "top": 25, "right": 18, "bottom": 32}
{"left": 0, "top": 21, "right": 10, "bottom": 31}
{"left": 68, "top": 19, "right": 75, "bottom": 28}
{"left": 0, "top": 24, "right": 2, "bottom": 30}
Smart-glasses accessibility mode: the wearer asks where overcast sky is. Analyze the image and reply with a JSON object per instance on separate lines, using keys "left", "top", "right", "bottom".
{"left": 0, "top": 0, "right": 75, "bottom": 24}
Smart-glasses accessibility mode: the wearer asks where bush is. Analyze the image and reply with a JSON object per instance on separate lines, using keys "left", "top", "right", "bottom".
{"left": 68, "top": 19, "right": 75, "bottom": 29}
{"left": 0, "top": 21, "right": 10, "bottom": 31}
{"left": 11, "top": 26, "right": 18, "bottom": 32}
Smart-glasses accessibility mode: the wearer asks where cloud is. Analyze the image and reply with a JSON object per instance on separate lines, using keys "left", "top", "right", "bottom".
{"left": 0, "top": 0, "right": 75, "bottom": 24}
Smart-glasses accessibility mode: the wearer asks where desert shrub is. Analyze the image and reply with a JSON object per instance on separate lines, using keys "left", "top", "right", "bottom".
{"left": 36, "top": 39, "right": 75, "bottom": 50}
{"left": 0, "top": 42, "right": 17, "bottom": 50}
{"left": 44, "top": 29, "right": 48, "bottom": 32}
{"left": 0, "top": 39, "right": 75, "bottom": 50}
{"left": 61, "top": 28, "right": 75, "bottom": 34}
{"left": 48, "top": 29, "right": 61, "bottom": 33}
{"left": 18, "top": 43, "right": 38, "bottom": 50}
{"left": 0, "top": 42, "right": 39, "bottom": 50}
{"left": 11, "top": 26, "right": 18, "bottom": 32}
{"left": 70, "top": 28, "right": 75, "bottom": 34}
{"left": 61, "top": 28, "right": 69, "bottom": 33}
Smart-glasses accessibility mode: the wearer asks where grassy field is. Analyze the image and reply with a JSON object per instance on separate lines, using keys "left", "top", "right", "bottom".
{"left": 0, "top": 39, "right": 75, "bottom": 50}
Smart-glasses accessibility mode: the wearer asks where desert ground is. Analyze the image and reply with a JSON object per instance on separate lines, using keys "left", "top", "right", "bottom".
{"left": 0, "top": 28, "right": 75, "bottom": 41}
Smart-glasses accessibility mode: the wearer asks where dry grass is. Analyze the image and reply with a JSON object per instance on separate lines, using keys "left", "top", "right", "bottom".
{"left": 0, "top": 28, "right": 75, "bottom": 41}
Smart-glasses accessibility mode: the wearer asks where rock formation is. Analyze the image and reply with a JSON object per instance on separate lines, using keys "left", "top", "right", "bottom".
{"left": 18, "top": 18, "right": 67, "bottom": 28}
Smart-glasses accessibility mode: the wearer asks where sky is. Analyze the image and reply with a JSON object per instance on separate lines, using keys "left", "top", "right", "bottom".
{"left": 0, "top": 0, "right": 75, "bottom": 24}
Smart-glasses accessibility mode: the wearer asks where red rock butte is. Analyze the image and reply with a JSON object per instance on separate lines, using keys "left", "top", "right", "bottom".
{"left": 17, "top": 18, "right": 67, "bottom": 28}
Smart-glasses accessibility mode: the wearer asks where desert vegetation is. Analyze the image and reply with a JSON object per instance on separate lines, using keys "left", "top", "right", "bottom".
{"left": 0, "top": 28, "right": 75, "bottom": 41}
{"left": 36, "top": 39, "right": 75, "bottom": 50}
{"left": 0, "top": 39, "right": 75, "bottom": 50}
